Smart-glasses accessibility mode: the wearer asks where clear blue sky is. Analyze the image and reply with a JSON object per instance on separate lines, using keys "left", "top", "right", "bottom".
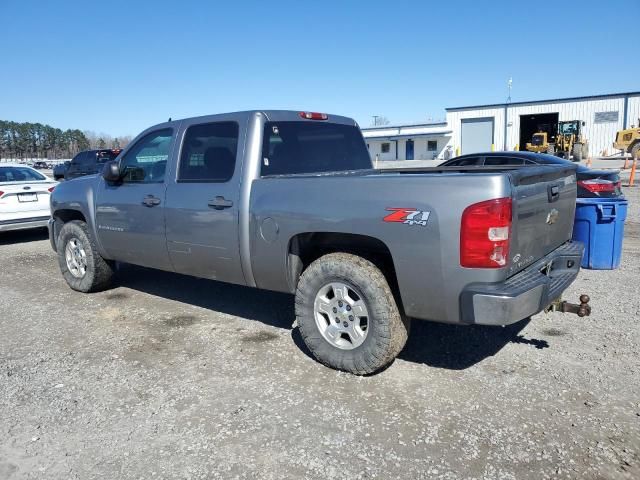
{"left": 1, "top": 0, "right": 638, "bottom": 137}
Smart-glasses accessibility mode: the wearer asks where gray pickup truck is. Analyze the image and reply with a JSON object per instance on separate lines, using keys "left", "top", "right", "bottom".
{"left": 49, "top": 110, "right": 588, "bottom": 374}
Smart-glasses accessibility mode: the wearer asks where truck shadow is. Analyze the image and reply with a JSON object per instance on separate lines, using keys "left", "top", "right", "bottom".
{"left": 117, "top": 265, "right": 548, "bottom": 371}
{"left": 398, "top": 318, "right": 547, "bottom": 370}
{"left": 0, "top": 227, "right": 49, "bottom": 245}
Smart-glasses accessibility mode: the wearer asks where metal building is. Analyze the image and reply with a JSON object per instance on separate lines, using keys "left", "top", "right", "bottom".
{"left": 363, "top": 91, "right": 640, "bottom": 161}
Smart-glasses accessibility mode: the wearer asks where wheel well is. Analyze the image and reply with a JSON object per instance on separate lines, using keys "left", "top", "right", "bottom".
{"left": 53, "top": 209, "right": 86, "bottom": 224}
{"left": 287, "top": 232, "right": 402, "bottom": 309}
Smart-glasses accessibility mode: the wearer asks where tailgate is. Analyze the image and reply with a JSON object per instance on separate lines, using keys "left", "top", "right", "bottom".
{"left": 507, "top": 165, "right": 577, "bottom": 276}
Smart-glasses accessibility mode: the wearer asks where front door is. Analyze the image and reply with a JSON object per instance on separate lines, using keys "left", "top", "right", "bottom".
{"left": 95, "top": 127, "right": 176, "bottom": 271}
{"left": 406, "top": 139, "right": 414, "bottom": 160}
{"left": 164, "top": 119, "right": 246, "bottom": 285}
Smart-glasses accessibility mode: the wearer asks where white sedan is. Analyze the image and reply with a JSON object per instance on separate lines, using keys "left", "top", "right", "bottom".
{"left": 0, "top": 164, "right": 58, "bottom": 232}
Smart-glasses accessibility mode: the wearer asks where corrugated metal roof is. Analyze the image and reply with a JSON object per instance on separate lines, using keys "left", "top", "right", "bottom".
{"left": 361, "top": 121, "right": 447, "bottom": 131}
{"left": 446, "top": 91, "right": 640, "bottom": 112}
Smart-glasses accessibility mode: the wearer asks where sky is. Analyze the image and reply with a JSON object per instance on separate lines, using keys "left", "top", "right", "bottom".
{"left": 1, "top": 0, "right": 638, "bottom": 138}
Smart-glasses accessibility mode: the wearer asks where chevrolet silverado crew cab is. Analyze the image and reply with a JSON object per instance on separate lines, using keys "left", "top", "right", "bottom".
{"left": 49, "top": 110, "right": 587, "bottom": 374}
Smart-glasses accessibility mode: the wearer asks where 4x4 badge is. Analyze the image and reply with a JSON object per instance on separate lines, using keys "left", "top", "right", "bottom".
{"left": 383, "top": 208, "right": 430, "bottom": 227}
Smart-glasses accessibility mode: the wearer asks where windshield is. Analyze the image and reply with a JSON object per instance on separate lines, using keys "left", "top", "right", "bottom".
{"left": 260, "top": 122, "right": 372, "bottom": 175}
{"left": 559, "top": 122, "right": 578, "bottom": 135}
{"left": 0, "top": 166, "right": 47, "bottom": 182}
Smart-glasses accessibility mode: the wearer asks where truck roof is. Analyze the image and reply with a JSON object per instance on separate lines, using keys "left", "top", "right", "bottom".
{"left": 158, "top": 110, "right": 359, "bottom": 129}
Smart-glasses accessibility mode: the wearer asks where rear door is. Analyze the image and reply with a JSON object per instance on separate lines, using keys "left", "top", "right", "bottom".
{"left": 95, "top": 128, "right": 176, "bottom": 270}
{"left": 164, "top": 118, "right": 246, "bottom": 285}
{"left": 507, "top": 165, "right": 578, "bottom": 276}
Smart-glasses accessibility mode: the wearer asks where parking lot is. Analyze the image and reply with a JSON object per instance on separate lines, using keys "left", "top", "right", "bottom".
{"left": 0, "top": 186, "right": 638, "bottom": 479}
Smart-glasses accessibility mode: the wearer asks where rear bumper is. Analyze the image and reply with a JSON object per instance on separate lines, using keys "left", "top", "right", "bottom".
{"left": 460, "top": 241, "right": 584, "bottom": 326}
{"left": 0, "top": 216, "right": 50, "bottom": 232}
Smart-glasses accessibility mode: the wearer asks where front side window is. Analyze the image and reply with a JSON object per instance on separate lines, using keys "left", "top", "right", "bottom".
{"left": 178, "top": 122, "right": 238, "bottom": 182}
{"left": 261, "top": 122, "right": 371, "bottom": 176}
{"left": 120, "top": 129, "right": 173, "bottom": 183}
{"left": 444, "top": 156, "right": 482, "bottom": 166}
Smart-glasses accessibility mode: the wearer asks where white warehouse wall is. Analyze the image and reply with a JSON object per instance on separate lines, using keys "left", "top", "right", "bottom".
{"left": 445, "top": 94, "right": 640, "bottom": 157}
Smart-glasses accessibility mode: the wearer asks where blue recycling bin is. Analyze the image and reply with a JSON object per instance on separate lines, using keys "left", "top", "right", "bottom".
{"left": 572, "top": 197, "right": 628, "bottom": 269}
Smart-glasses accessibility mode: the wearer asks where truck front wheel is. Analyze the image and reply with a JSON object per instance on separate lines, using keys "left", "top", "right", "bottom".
{"left": 57, "top": 220, "right": 114, "bottom": 292}
{"left": 295, "top": 252, "right": 409, "bottom": 374}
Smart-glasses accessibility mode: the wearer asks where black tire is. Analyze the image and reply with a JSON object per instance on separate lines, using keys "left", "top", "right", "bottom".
{"left": 295, "top": 252, "right": 410, "bottom": 375}
{"left": 572, "top": 143, "right": 583, "bottom": 162}
{"left": 547, "top": 144, "right": 555, "bottom": 155}
{"left": 631, "top": 142, "right": 640, "bottom": 160}
{"left": 582, "top": 142, "right": 589, "bottom": 160}
{"left": 57, "top": 220, "right": 114, "bottom": 292}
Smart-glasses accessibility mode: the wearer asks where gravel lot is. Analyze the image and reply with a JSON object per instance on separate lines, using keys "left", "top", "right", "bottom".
{"left": 1, "top": 188, "right": 639, "bottom": 480}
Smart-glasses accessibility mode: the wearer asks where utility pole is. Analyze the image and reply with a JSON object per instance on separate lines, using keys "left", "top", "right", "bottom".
{"left": 372, "top": 115, "right": 380, "bottom": 126}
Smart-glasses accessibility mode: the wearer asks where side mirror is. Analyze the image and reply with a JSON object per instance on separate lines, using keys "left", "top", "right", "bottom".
{"left": 102, "top": 161, "right": 121, "bottom": 183}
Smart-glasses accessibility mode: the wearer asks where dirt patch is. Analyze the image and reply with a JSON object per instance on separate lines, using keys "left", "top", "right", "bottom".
{"left": 162, "top": 315, "right": 199, "bottom": 327}
{"left": 241, "top": 331, "right": 279, "bottom": 343}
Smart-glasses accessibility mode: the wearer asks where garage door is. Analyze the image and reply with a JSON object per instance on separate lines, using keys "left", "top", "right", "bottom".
{"left": 461, "top": 117, "right": 494, "bottom": 154}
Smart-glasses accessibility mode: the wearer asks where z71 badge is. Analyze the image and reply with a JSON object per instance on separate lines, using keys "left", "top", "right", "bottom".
{"left": 383, "top": 208, "right": 431, "bottom": 227}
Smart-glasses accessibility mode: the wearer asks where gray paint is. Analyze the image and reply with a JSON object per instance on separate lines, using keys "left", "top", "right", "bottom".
{"left": 50, "top": 110, "right": 580, "bottom": 326}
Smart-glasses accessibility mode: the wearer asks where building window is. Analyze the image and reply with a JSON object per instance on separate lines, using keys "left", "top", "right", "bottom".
{"left": 381, "top": 142, "right": 390, "bottom": 153}
{"left": 594, "top": 111, "right": 619, "bottom": 123}
{"left": 427, "top": 140, "right": 437, "bottom": 151}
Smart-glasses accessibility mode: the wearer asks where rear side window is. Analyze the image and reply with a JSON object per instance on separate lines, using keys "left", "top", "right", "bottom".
{"left": 0, "top": 167, "right": 46, "bottom": 182}
{"left": 261, "top": 122, "right": 371, "bottom": 176}
{"left": 71, "top": 152, "right": 91, "bottom": 166}
{"left": 178, "top": 122, "right": 238, "bottom": 182}
{"left": 484, "top": 157, "right": 525, "bottom": 166}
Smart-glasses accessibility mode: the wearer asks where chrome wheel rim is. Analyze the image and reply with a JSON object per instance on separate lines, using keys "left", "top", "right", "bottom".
{"left": 65, "top": 237, "right": 87, "bottom": 278}
{"left": 314, "top": 281, "right": 369, "bottom": 350}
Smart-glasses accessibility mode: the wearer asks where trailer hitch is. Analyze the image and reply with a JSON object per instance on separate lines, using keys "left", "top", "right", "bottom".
{"left": 547, "top": 294, "right": 591, "bottom": 317}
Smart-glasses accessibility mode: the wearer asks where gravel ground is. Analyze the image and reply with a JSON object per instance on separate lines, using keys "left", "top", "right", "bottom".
{"left": 1, "top": 189, "right": 639, "bottom": 480}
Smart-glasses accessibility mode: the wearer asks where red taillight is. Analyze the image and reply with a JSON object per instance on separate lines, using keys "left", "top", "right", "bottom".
{"left": 48, "top": 186, "right": 55, "bottom": 193}
{"left": 0, "top": 191, "right": 4, "bottom": 198}
{"left": 299, "top": 111, "right": 328, "bottom": 120}
{"left": 460, "top": 197, "right": 512, "bottom": 268}
{"left": 577, "top": 179, "right": 616, "bottom": 193}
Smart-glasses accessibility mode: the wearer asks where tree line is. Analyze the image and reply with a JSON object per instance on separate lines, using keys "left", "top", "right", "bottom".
{"left": 0, "top": 120, "right": 131, "bottom": 160}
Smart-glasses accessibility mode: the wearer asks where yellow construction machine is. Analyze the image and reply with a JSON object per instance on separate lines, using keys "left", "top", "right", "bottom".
{"left": 614, "top": 120, "right": 640, "bottom": 159}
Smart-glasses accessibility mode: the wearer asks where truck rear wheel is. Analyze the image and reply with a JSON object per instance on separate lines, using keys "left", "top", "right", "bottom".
{"left": 57, "top": 220, "right": 114, "bottom": 292}
{"left": 547, "top": 144, "right": 555, "bottom": 155}
{"left": 295, "top": 252, "right": 409, "bottom": 375}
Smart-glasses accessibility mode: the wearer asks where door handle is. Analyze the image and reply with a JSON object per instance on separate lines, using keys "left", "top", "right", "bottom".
{"left": 208, "top": 196, "right": 233, "bottom": 210}
{"left": 142, "top": 195, "right": 161, "bottom": 207}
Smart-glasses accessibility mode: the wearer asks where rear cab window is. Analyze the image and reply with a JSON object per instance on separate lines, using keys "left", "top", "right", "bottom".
{"left": 260, "top": 121, "right": 371, "bottom": 176}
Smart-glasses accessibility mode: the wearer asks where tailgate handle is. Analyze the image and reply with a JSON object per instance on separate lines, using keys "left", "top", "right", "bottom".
{"left": 548, "top": 184, "right": 560, "bottom": 202}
